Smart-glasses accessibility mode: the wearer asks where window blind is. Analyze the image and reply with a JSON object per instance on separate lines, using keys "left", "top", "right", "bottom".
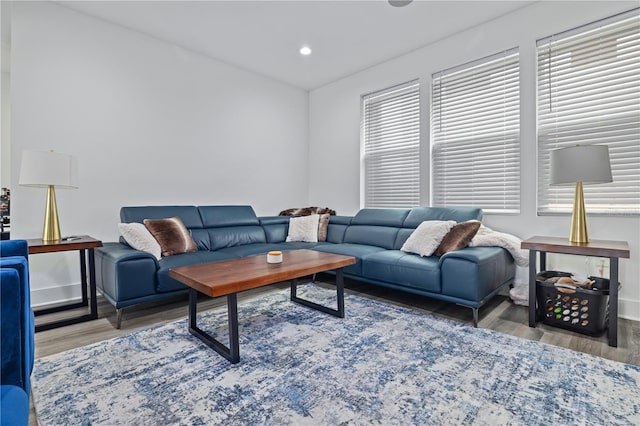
{"left": 537, "top": 9, "right": 640, "bottom": 215}
{"left": 431, "top": 49, "right": 520, "bottom": 213}
{"left": 362, "top": 80, "right": 420, "bottom": 208}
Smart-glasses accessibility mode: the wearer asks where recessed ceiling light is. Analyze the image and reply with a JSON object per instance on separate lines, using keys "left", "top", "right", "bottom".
{"left": 389, "top": 0, "right": 413, "bottom": 6}
{"left": 299, "top": 46, "right": 312, "bottom": 56}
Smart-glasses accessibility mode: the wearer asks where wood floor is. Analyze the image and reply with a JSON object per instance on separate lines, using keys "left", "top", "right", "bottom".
{"left": 29, "top": 276, "right": 640, "bottom": 425}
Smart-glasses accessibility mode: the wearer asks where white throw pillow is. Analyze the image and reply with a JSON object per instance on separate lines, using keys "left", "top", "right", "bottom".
{"left": 118, "top": 222, "right": 162, "bottom": 260}
{"left": 286, "top": 214, "right": 320, "bottom": 243}
{"left": 401, "top": 220, "right": 457, "bottom": 257}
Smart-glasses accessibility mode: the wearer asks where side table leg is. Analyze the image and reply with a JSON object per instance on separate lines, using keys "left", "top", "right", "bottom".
{"left": 608, "top": 257, "right": 619, "bottom": 347}
{"left": 79, "top": 250, "right": 88, "bottom": 306}
{"left": 528, "top": 250, "right": 538, "bottom": 327}
{"left": 88, "top": 248, "right": 98, "bottom": 320}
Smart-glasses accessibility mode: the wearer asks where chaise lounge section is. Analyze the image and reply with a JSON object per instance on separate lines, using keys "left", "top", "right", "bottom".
{"left": 95, "top": 205, "right": 515, "bottom": 328}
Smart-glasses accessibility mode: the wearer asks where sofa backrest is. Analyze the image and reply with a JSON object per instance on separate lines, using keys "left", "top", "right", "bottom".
{"left": 120, "top": 206, "right": 203, "bottom": 228}
{"left": 336, "top": 207, "right": 482, "bottom": 250}
{"left": 119, "top": 205, "right": 482, "bottom": 252}
{"left": 343, "top": 208, "right": 411, "bottom": 249}
{"left": 402, "top": 207, "right": 482, "bottom": 227}
{"left": 196, "top": 206, "right": 266, "bottom": 250}
{"left": 394, "top": 207, "right": 483, "bottom": 249}
{"left": 120, "top": 205, "right": 267, "bottom": 251}
{"left": 326, "top": 216, "right": 352, "bottom": 244}
{"left": 259, "top": 216, "right": 289, "bottom": 243}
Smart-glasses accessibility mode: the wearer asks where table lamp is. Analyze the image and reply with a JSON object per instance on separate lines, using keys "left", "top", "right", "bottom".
{"left": 550, "top": 144, "right": 612, "bottom": 243}
{"left": 19, "top": 150, "right": 78, "bottom": 241}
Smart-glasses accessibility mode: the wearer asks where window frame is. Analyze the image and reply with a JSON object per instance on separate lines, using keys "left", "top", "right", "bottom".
{"left": 361, "top": 79, "right": 421, "bottom": 209}
{"left": 536, "top": 8, "right": 640, "bottom": 216}
{"left": 430, "top": 48, "right": 521, "bottom": 214}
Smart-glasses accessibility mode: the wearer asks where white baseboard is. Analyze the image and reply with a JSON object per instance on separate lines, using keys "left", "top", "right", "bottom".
{"left": 31, "top": 282, "right": 83, "bottom": 308}
{"left": 619, "top": 297, "right": 640, "bottom": 322}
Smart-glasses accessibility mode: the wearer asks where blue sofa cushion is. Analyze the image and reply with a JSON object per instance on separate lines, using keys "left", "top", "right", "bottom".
{"left": 326, "top": 216, "right": 352, "bottom": 244}
{"left": 326, "top": 224, "right": 348, "bottom": 244}
{"left": 216, "top": 243, "right": 285, "bottom": 258}
{"left": 351, "top": 208, "right": 410, "bottom": 227}
{"left": 259, "top": 217, "right": 289, "bottom": 243}
{"left": 156, "top": 251, "right": 238, "bottom": 293}
{"left": 121, "top": 206, "right": 203, "bottom": 229}
{"left": 362, "top": 251, "right": 441, "bottom": 293}
{"left": 312, "top": 243, "right": 387, "bottom": 275}
{"left": 206, "top": 226, "right": 267, "bottom": 251}
{"left": 276, "top": 241, "right": 330, "bottom": 251}
{"left": 328, "top": 216, "right": 352, "bottom": 226}
{"left": 402, "top": 207, "right": 482, "bottom": 228}
{"left": 344, "top": 225, "right": 399, "bottom": 250}
{"left": 216, "top": 242, "right": 325, "bottom": 257}
{"left": 1, "top": 385, "right": 28, "bottom": 426}
{"left": 198, "top": 206, "right": 259, "bottom": 227}
{"left": 394, "top": 228, "right": 414, "bottom": 250}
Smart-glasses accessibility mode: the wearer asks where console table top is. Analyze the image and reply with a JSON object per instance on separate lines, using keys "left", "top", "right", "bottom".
{"left": 27, "top": 235, "right": 102, "bottom": 254}
{"left": 521, "top": 236, "right": 630, "bottom": 258}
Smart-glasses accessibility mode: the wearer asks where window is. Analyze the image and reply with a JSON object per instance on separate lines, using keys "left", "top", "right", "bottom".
{"left": 431, "top": 49, "right": 520, "bottom": 213}
{"left": 362, "top": 80, "right": 420, "bottom": 208}
{"left": 537, "top": 9, "right": 640, "bottom": 215}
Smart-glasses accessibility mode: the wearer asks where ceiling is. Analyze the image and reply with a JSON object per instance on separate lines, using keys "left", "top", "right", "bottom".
{"left": 48, "top": 1, "right": 534, "bottom": 90}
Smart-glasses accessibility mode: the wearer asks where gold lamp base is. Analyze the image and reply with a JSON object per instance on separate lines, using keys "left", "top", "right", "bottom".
{"left": 43, "top": 185, "right": 61, "bottom": 241}
{"left": 569, "top": 181, "right": 588, "bottom": 243}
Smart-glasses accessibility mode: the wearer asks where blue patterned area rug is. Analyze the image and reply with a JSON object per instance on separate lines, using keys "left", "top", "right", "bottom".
{"left": 32, "top": 284, "right": 639, "bottom": 425}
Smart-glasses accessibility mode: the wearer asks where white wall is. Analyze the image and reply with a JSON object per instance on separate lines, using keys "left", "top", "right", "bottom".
{"left": 1, "top": 71, "right": 9, "bottom": 187}
{"left": 0, "top": 3, "right": 9, "bottom": 189}
{"left": 10, "top": 2, "right": 309, "bottom": 306}
{"left": 309, "top": 1, "right": 640, "bottom": 320}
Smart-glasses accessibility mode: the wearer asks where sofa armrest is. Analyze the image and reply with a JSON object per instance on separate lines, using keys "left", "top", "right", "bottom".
{"left": 439, "top": 246, "right": 515, "bottom": 306}
{"left": 96, "top": 242, "right": 158, "bottom": 263}
{"left": 0, "top": 245, "right": 34, "bottom": 397}
{"left": 0, "top": 269, "right": 24, "bottom": 390}
{"left": 1, "top": 385, "right": 29, "bottom": 426}
{"left": 95, "top": 243, "right": 159, "bottom": 308}
{"left": 0, "top": 239, "right": 28, "bottom": 258}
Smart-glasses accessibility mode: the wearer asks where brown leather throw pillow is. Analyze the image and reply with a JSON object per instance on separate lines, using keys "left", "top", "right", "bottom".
{"left": 318, "top": 213, "right": 330, "bottom": 242}
{"left": 435, "top": 221, "right": 481, "bottom": 256}
{"left": 143, "top": 217, "right": 197, "bottom": 257}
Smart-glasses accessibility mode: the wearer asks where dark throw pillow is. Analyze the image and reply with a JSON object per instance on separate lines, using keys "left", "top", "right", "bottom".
{"left": 318, "top": 213, "right": 330, "bottom": 242}
{"left": 143, "top": 216, "right": 197, "bottom": 257}
{"left": 435, "top": 221, "right": 481, "bottom": 256}
{"left": 279, "top": 206, "right": 336, "bottom": 216}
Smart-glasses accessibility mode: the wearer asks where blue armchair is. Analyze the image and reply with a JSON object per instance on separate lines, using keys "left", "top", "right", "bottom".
{"left": 1, "top": 240, "right": 34, "bottom": 426}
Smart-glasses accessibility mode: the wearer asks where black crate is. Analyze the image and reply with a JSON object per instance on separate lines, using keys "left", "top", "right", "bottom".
{"left": 536, "top": 271, "right": 613, "bottom": 336}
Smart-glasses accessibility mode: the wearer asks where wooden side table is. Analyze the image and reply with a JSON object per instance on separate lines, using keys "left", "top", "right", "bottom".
{"left": 521, "top": 236, "right": 630, "bottom": 347}
{"left": 27, "top": 236, "right": 103, "bottom": 332}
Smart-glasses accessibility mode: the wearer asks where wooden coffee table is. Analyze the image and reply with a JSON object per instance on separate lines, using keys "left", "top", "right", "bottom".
{"left": 169, "top": 249, "right": 356, "bottom": 363}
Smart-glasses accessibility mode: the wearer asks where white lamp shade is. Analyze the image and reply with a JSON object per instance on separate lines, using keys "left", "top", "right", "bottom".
{"left": 550, "top": 144, "right": 612, "bottom": 185}
{"left": 19, "top": 150, "right": 78, "bottom": 188}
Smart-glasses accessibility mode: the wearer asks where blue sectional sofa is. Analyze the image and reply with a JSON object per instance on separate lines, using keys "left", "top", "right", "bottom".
{"left": 0, "top": 240, "right": 34, "bottom": 426}
{"left": 96, "top": 205, "right": 515, "bottom": 328}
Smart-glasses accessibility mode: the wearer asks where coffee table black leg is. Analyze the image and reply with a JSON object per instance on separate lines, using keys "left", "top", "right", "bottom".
{"left": 188, "top": 289, "right": 240, "bottom": 363}
{"left": 290, "top": 268, "right": 345, "bottom": 318}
